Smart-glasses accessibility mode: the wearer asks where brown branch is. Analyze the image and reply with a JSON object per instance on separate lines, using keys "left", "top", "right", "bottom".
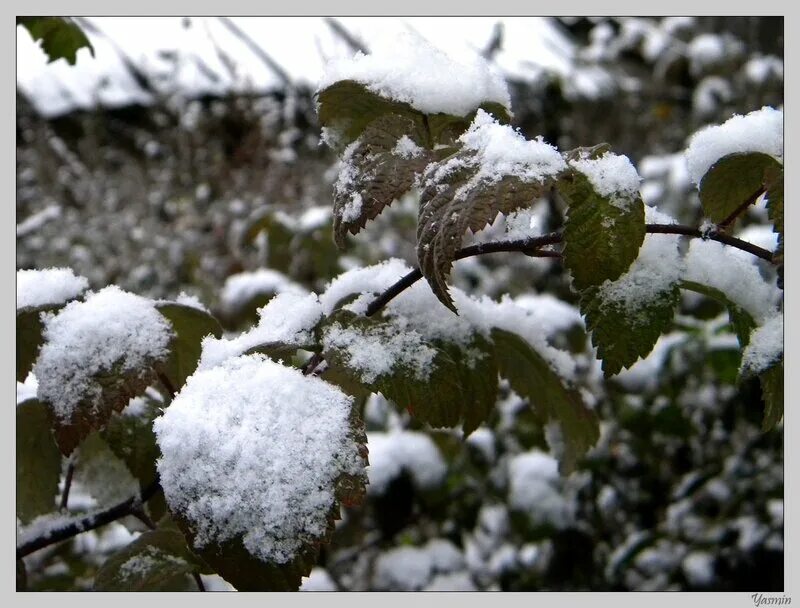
{"left": 717, "top": 187, "right": 766, "bottom": 231}
{"left": 59, "top": 461, "right": 75, "bottom": 512}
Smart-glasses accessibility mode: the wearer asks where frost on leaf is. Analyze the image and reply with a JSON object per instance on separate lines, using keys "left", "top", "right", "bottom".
{"left": 333, "top": 113, "right": 433, "bottom": 247}
{"left": 417, "top": 110, "right": 565, "bottom": 311}
{"left": 153, "top": 355, "right": 367, "bottom": 591}
{"left": 560, "top": 150, "right": 646, "bottom": 292}
{"left": 34, "top": 286, "right": 173, "bottom": 455}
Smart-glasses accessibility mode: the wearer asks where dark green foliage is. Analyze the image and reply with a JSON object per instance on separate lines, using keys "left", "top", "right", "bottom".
{"left": 18, "top": 17, "right": 94, "bottom": 65}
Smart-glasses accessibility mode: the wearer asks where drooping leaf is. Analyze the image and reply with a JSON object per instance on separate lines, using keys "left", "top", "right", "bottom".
{"left": 333, "top": 113, "right": 432, "bottom": 247}
{"left": 559, "top": 171, "right": 646, "bottom": 292}
{"left": 697, "top": 152, "right": 782, "bottom": 224}
{"left": 94, "top": 527, "right": 206, "bottom": 591}
{"left": 581, "top": 282, "right": 680, "bottom": 377}
{"left": 18, "top": 17, "right": 94, "bottom": 65}
{"left": 680, "top": 280, "right": 756, "bottom": 347}
{"left": 764, "top": 163, "right": 784, "bottom": 257}
{"left": 319, "top": 311, "right": 498, "bottom": 433}
{"left": 154, "top": 302, "right": 223, "bottom": 393}
{"left": 760, "top": 359, "right": 783, "bottom": 431}
{"left": 16, "top": 399, "right": 62, "bottom": 523}
{"left": 492, "top": 328, "right": 599, "bottom": 474}
{"left": 417, "top": 155, "right": 558, "bottom": 311}
{"left": 100, "top": 396, "right": 163, "bottom": 493}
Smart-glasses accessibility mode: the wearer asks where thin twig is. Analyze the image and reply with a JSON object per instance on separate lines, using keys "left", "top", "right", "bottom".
{"left": 192, "top": 572, "right": 206, "bottom": 592}
{"left": 717, "top": 187, "right": 765, "bottom": 231}
{"left": 59, "top": 461, "right": 75, "bottom": 512}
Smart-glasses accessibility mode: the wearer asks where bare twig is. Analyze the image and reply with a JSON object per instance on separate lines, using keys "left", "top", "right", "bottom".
{"left": 59, "top": 461, "right": 75, "bottom": 512}
{"left": 717, "top": 187, "right": 766, "bottom": 231}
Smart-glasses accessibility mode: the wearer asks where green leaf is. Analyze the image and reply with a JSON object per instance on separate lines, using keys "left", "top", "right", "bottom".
{"left": 155, "top": 303, "right": 223, "bottom": 392}
{"left": 73, "top": 432, "right": 140, "bottom": 507}
{"left": 680, "top": 280, "right": 756, "bottom": 347}
{"left": 320, "top": 311, "right": 498, "bottom": 433}
{"left": 697, "top": 152, "right": 782, "bottom": 223}
{"left": 333, "top": 113, "right": 432, "bottom": 247}
{"left": 17, "top": 308, "right": 45, "bottom": 383}
{"left": 100, "top": 396, "right": 162, "bottom": 493}
{"left": 560, "top": 171, "right": 646, "bottom": 291}
{"left": 417, "top": 153, "right": 558, "bottom": 311}
{"left": 94, "top": 528, "right": 205, "bottom": 591}
{"left": 764, "top": 164, "right": 784, "bottom": 257}
{"left": 581, "top": 281, "right": 680, "bottom": 377}
{"left": 491, "top": 328, "right": 599, "bottom": 474}
{"left": 760, "top": 360, "right": 783, "bottom": 431}
{"left": 16, "top": 399, "right": 62, "bottom": 523}
{"left": 18, "top": 17, "right": 94, "bottom": 65}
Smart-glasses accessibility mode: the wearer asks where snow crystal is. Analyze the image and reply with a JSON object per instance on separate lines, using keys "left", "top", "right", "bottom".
{"left": 507, "top": 451, "right": 572, "bottom": 528}
{"left": 685, "top": 106, "right": 783, "bottom": 186}
{"left": 684, "top": 239, "right": 781, "bottom": 323}
{"left": 318, "top": 29, "right": 510, "bottom": 117}
{"left": 322, "top": 321, "right": 436, "bottom": 384}
{"left": 373, "top": 539, "right": 465, "bottom": 591}
{"left": 17, "top": 267, "right": 89, "bottom": 310}
{"left": 219, "top": 269, "right": 305, "bottom": 315}
{"left": 300, "top": 567, "right": 337, "bottom": 591}
{"left": 393, "top": 134, "right": 425, "bottom": 159}
{"left": 740, "top": 313, "right": 783, "bottom": 376}
{"left": 340, "top": 192, "right": 363, "bottom": 223}
{"left": 452, "top": 109, "right": 566, "bottom": 197}
{"left": 198, "top": 292, "right": 323, "bottom": 371}
{"left": 569, "top": 151, "right": 641, "bottom": 210}
{"left": 153, "top": 355, "right": 365, "bottom": 565}
{"left": 366, "top": 430, "right": 447, "bottom": 494}
{"left": 173, "top": 291, "right": 208, "bottom": 312}
{"left": 34, "top": 286, "right": 173, "bottom": 421}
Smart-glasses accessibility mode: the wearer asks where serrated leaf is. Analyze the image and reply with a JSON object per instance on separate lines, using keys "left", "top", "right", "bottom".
{"left": 581, "top": 282, "right": 680, "bottom": 377}
{"left": 560, "top": 171, "right": 646, "bottom": 291}
{"left": 18, "top": 17, "right": 94, "bottom": 65}
{"left": 760, "top": 360, "right": 783, "bottom": 431}
{"left": 333, "top": 113, "right": 432, "bottom": 247}
{"left": 491, "top": 328, "right": 598, "bottom": 474}
{"left": 698, "top": 152, "right": 782, "bottom": 223}
{"left": 417, "top": 155, "right": 557, "bottom": 311}
{"left": 764, "top": 164, "right": 783, "bottom": 257}
{"left": 155, "top": 303, "right": 223, "bottom": 392}
{"left": 94, "top": 528, "right": 205, "bottom": 591}
{"left": 320, "top": 311, "right": 498, "bottom": 433}
{"left": 16, "top": 399, "right": 62, "bottom": 523}
{"left": 100, "top": 396, "right": 162, "bottom": 493}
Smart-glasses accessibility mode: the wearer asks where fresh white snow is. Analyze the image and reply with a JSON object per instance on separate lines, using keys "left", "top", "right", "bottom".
{"left": 17, "top": 267, "right": 89, "bottom": 310}
{"left": 366, "top": 430, "right": 447, "bottom": 494}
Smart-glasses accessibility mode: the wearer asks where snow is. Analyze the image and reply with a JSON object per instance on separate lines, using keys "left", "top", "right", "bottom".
{"left": 300, "top": 567, "right": 337, "bottom": 592}
{"left": 569, "top": 151, "right": 642, "bottom": 210}
{"left": 17, "top": 267, "right": 89, "bottom": 310}
{"left": 153, "top": 354, "right": 366, "bottom": 565}
{"left": 373, "top": 539, "right": 466, "bottom": 591}
{"left": 613, "top": 332, "right": 685, "bottom": 390}
{"left": 685, "top": 106, "right": 783, "bottom": 186}
{"left": 681, "top": 551, "right": 714, "bottom": 586}
{"left": 173, "top": 291, "right": 209, "bottom": 312}
{"left": 318, "top": 28, "right": 510, "bottom": 117}
{"left": 466, "top": 427, "right": 496, "bottom": 463}
{"left": 17, "top": 204, "right": 62, "bottom": 237}
{"left": 118, "top": 546, "right": 188, "bottom": 581}
{"left": 366, "top": 430, "right": 447, "bottom": 494}
{"left": 687, "top": 34, "right": 725, "bottom": 73}
{"left": 392, "top": 135, "right": 425, "bottom": 159}
{"left": 198, "top": 292, "right": 323, "bottom": 371}
{"left": 448, "top": 109, "right": 566, "bottom": 198}
{"left": 594, "top": 206, "right": 684, "bottom": 326}
{"left": 512, "top": 294, "right": 584, "bottom": 334}
{"left": 740, "top": 313, "right": 783, "bottom": 376}
{"left": 744, "top": 55, "right": 783, "bottom": 84}
{"left": 322, "top": 320, "right": 436, "bottom": 384}
{"left": 17, "top": 373, "right": 38, "bottom": 404}
{"left": 219, "top": 269, "right": 305, "bottom": 315}
{"left": 319, "top": 258, "right": 413, "bottom": 315}
{"left": 34, "top": 286, "right": 173, "bottom": 421}
{"left": 423, "top": 571, "right": 477, "bottom": 591}
{"left": 684, "top": 239, "right": 781, "bottom": 323}
{"left": 735, "top": 225, "right": 779, "bottom": 252}
{"left": 507, "top": 451, "right": 572, "bottom": 528}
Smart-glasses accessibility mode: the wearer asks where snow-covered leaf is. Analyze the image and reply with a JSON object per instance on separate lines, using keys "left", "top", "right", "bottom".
{"left": 16, "top": 399, "right": 61, "bottom": 523}
{"left": 560, "top": 153, "right": 646, "bottom": 292}
{"left": 153, "top": 355, "right": 368, "bottom": 591}
{"left": 155, "top": 302, "right": 223, "bottom": 392}
{"left": 94, "top": 527, "right": 205, "bottom": 591}
{"left": 697, "top": 152, "right": 781, "bottom": 223}
{"left": 492, "top": 329, "right": 598, "bottom": 474}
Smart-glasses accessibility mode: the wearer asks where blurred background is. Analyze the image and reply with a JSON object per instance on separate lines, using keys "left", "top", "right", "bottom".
{"left": 17, "top": 16, "right": 783, "bottom": 591}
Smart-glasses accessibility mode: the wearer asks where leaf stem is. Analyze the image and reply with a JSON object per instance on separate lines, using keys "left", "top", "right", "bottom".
{"left": 717, "top": 187, "right": 765, "bottom": 231}
{"left": 59, "top": 461, "right": 75, "bottom": 512}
